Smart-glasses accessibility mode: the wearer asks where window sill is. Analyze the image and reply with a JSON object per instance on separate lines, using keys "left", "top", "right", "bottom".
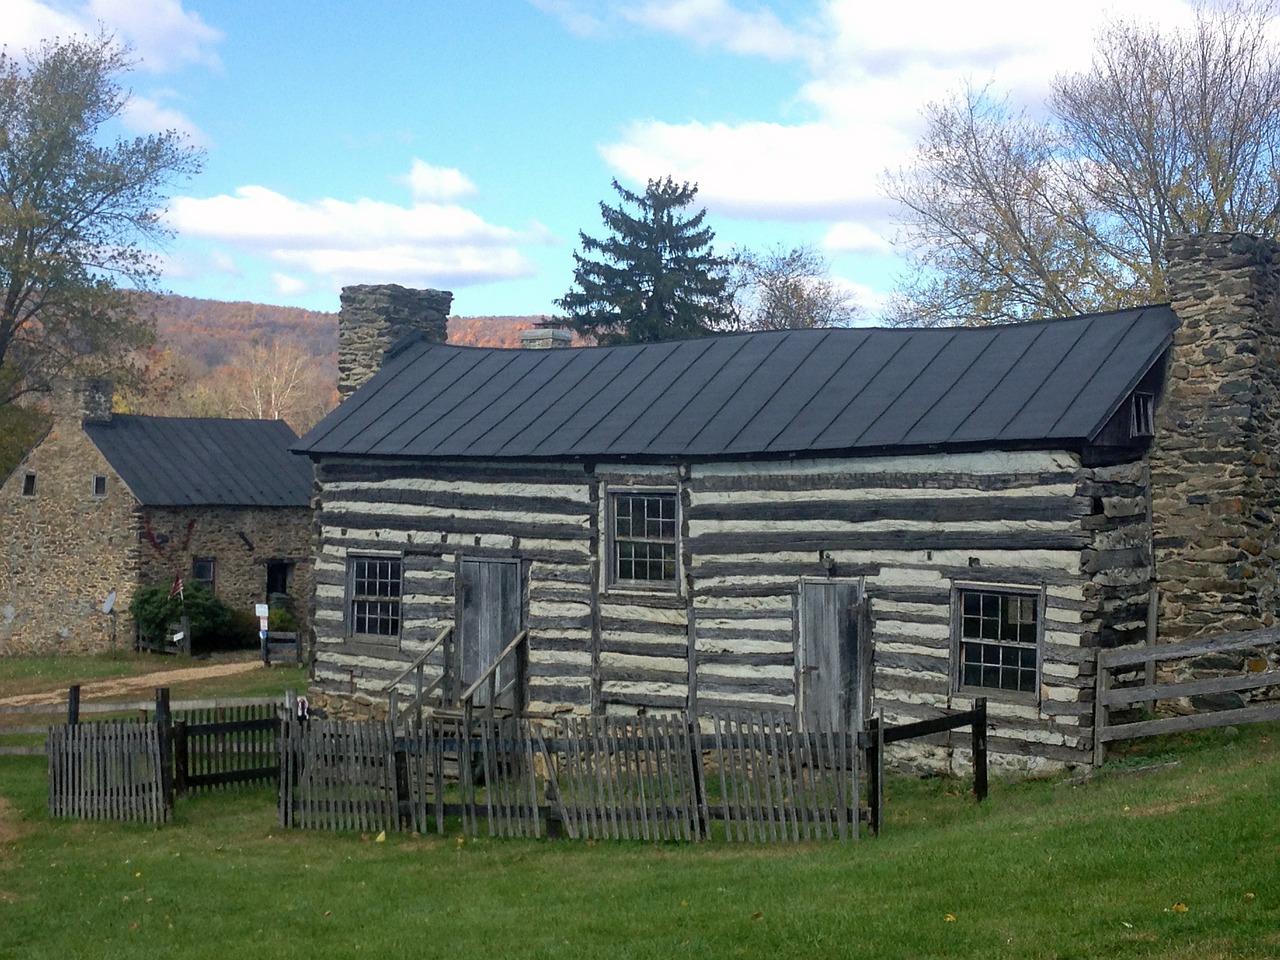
{"left": 954, "top": 684, "right": 1039, "bottom": 706}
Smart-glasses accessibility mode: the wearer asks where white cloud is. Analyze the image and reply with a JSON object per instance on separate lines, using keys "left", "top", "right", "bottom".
{"left": 271, "top": 273, "right": 309, "bottom": 297}
{"left": 0, "top": 0, "right": 221, "bottom": 72}
{"left": 121, "top": 94, "right": 208, "bottom": 145}
{"left": 596, "top": 0, "right": 1203, "bottom": 236}
{"left": 400, "top": 160, "right": 478, "bottom": 203}
{"left": 168, "top": 173, "right": 547, "bottom": 291}
{"left": 824, "top": 221, "right": 895, "bottom": 256}
{"left": 622, "top": 0, "right": 810, "bottom": 60}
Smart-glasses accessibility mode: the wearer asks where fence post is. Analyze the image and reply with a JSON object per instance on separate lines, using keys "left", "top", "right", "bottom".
{"left": 689, "top": 715, "right": 709, "bottom": 841}
{"left": 155, "top": 687, "right": 174, "bottom": 808}
{"left": 67, "top": 685, "right": 81, "bottom": 726}
{"left": 864, "top": 713, "right": 883, "bottom": 836}
{"left": 1093, "top": 650, "right": 1111, "bottom": 768}
{"left": 971, "top": 698, "right": 988, "bottom": 803}
{"left": 173, "top": 720, "right": 189, "bottom": 796}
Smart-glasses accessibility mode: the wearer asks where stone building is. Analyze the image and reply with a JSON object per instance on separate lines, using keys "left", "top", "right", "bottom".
{"left": 0, "top": 382, "right": 315, "bottom": 655}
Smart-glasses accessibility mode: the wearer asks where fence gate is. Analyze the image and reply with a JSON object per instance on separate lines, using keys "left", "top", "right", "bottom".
{"left": 47, "top": 722, "right": 171, "bottom": 824}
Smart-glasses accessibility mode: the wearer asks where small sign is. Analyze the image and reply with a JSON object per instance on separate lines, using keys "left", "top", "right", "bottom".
{"left": 255, "top": 603, "right": 270, "bottom": 618}
{"left": 171, "top": 630, "right": 185, "bottom": 645}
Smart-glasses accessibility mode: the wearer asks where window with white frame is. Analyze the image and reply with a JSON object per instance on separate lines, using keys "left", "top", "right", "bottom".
{"left": 92, "top": 474, "right": 107, "bottom": 498}
{"left": 610, "top": 491, "right": 678, "bottom": 586}
{"left": 954, "top": 586, "right": 1040, "bottom": 695}
{"left": 347, "top": 555, "right": 402, "bottom": 638}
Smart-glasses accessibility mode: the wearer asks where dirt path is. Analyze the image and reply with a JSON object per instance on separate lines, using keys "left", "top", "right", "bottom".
{"left": 0, "top": 660, "right": 265, "bottom": 707}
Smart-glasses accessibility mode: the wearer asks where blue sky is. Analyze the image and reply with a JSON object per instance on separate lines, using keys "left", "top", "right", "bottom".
{"left": 6, "top": 0, "right": 1207, "bottom": 318}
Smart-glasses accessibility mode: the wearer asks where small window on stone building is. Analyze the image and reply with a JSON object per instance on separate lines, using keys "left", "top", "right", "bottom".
{"left": 192, "top": 557, "right": 216, "bottom": 593}
{"left": 92, "top": 475, "right": 107, "bottom": 498}
{"left": 266, "top": 560, "right": 293, "bottom": 597}
{"left": 22, "top": 473, "right": 36, "bottom": 496}
{"left": 1130, "top": 393, "right": 1155, "bottom": 438}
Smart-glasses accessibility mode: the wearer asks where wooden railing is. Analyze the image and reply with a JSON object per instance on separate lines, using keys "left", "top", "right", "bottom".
{"left": 1094, "top": 626, "right": 1280, "bottom": 765}
{"left": 460, "top": 629, "right": 529, "bottom": 723}
{"left": 383, "top": 626, "right": 452, "bottom": 725}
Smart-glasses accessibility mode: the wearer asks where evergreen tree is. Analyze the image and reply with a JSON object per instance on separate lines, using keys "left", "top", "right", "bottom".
{"left": 556, "top": 177, "right": 735, "bottom": 344}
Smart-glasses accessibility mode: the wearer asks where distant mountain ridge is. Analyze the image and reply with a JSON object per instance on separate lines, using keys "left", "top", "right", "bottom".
{"left": 149, "top": 294, "right": 550, "bottom": 369}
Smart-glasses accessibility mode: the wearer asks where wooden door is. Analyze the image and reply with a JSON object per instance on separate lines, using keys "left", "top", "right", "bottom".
{"left": 797, "top": 579, "right": 862, "bottom": 730}
{"left": 456, "top": 558, "right": 523, "bottom": 710}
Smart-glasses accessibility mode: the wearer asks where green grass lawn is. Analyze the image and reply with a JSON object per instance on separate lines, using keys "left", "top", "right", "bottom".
{"left": 2, "top": 716, "right": 1277, "bottom": 959}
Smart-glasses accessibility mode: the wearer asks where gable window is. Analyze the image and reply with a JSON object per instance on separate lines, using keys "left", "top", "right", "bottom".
{"left": 192, "top": 558, "right": 216, "bottom": 593}
{"left": 92, "top": 475, "right": 107, "bottom": 498}
{"left": 348, "top": 555, "right": 402, "bottom": 638}
{"left": 610, "top": 490, "right": 678, "bottom": 586}
{"left": 954, "top": 585, "right": 1040, "bottom": 695}
{"left": 22, "top": 473, "right": 35, "bottom": 496}
{"left": 1130, "top": 392, "right": 1155, "bottom": 438}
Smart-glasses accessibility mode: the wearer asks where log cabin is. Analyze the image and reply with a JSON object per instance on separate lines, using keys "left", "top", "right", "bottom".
{"left": 293, "top": 233, "right": 1280, "bottom": 773}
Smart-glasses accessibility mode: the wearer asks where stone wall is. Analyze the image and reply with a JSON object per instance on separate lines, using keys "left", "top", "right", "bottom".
{"left": 1153, "top": 234, "right": 1280, "bottom": 639}
{"left": 337, "top": 284, "right": 452, "bottom": 400}
{"left": 136, "top": 505, "right": 314, "bottom": 637}
{"left": 0, "top": 401, "right": 139, "bottom": 655}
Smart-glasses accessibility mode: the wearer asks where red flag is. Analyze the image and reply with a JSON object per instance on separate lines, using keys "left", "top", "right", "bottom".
{"left": 168, "top": 575, "right": 184, "bottom": 600}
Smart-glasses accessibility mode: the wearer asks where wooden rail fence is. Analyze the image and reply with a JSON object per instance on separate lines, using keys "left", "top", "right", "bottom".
{"left": 1094, "top": 627, "right": 1280, "bottom": 765}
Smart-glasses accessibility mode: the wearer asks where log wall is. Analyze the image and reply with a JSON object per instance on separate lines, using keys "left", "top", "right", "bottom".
{"left": 309, "top": 446, "right": 1153, "bottom": 773}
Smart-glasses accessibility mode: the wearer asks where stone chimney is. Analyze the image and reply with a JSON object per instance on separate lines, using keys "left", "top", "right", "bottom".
{"left": 51, "top": 377, "right": 113, "bottom": 424}
{"left": 337, "top": 284, "right": 452, "bottom": 400}
{"left": 520, "top": 328, "right": 573, "bottom": 349}
{"left": 1152, "top": 233, "right": 1280, "bottom": 639}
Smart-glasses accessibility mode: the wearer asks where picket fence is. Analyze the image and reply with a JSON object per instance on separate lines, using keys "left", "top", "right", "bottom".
{"left": 279, "top": 710, "right": 871, "bottom": 842}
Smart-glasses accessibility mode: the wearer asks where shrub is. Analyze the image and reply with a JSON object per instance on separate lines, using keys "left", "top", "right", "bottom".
{"left": 130, "top": 581, "right": 256, "bottom": 654}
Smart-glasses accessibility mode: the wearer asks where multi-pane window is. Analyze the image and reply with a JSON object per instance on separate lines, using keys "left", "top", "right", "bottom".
{"left": 192, "top": 558, "right": 216, "bottom": 593}
{"left": 349, "top": 556, "right": 402, "bottom": 638}
{"left": 612, "top": 492, "right": 677, "bottom": 585}
{"left": 956, "top": 588, "right": 1039, "bottom": 694}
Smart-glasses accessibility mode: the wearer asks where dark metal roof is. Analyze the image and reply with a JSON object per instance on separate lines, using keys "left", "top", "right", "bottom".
{"left": 85, "top": 415, "right": 313, "bottom": 506}
{"left": 295, "top": 304, "right": 1179, "bottom": 461}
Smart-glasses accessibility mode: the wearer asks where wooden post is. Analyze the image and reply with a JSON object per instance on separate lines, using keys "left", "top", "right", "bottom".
{"left": 1093, "top": 650, "right": 1111, "bottom": 768}
{"left": 67, "top": 685, "right": 81, "bottom": 725}
{"left": 864, "top": 714, "right": 883, "bottom": 836}
{"left": 971, "top": 698, "right": 988, "bottom": 803}
{"left": 173, "top": 720, "right": 189, "bottom": 796}
{"left": 155, "top": 688, "right": 174, "bottom": 808}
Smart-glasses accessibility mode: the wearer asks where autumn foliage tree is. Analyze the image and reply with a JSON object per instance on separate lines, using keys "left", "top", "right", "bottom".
{"left": 728, "top": 244, "right": 860, "bottom": 330}
{"left": 0, "top": 34, "right": 201, "bottom": 401}
{"left": 886, "top": 1, "right": 1280, "bottom": 325}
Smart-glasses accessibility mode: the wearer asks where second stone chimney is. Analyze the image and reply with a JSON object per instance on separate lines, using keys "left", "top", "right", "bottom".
{"left": 1152, "top": 233, "right": 1280, "bottom": 639}
{"left": 337, "top": 284, "right": 452, "bottom": 400}
{"left": 51, "top": 377, "right": 113, "bottom": 424}
{"left": 520, "top": 328, "right": 573, "bottom": 349}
